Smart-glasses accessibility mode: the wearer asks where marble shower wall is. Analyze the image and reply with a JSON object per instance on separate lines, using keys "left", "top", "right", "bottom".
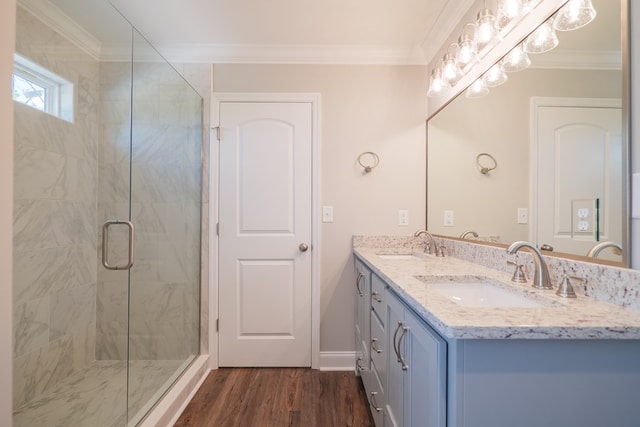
{"left": 13, "top": 6, "right": 99, "bottom": 409}
{"left": 96, "top": 53, "right": 203, "bottom": 361}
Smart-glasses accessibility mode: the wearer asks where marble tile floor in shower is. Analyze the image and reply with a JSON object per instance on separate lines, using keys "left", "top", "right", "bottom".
{"left": 13, "top": 359, "right": 185, "bottom": 427}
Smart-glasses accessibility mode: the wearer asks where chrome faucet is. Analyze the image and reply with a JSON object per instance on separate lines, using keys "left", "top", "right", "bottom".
{"left": 586, "top": 241, "right": 623, "bottom": 258}
{"left": 506, "top": 241, "right": 553, "bottom": 290}
{"left": 459, "top": 230, "right": 479, "bottom": 239}
{"left": 414, "top": 229, "right": 436, "bottom": 255}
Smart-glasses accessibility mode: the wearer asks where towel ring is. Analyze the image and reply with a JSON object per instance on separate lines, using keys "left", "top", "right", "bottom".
{"left": 357, "top": 152, "right": 379, "bottom": 173}
{"left": 476, "top": 153, "right": 497, "bottom": 175}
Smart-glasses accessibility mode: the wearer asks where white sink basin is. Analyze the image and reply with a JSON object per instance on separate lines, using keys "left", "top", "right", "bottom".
{"left": 417, "top": 276, "right": 547, "bottom": 308}
{"left": 377, "top": 254, "right": 420, "bottom": 260}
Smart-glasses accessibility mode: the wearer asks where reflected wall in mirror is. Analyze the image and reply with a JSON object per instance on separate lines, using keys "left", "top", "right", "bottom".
{"left": 427, "top": 0, "right": 625, "bottom": 265}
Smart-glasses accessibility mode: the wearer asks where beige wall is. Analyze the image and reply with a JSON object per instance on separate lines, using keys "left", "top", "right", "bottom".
{"left": 212, "top": 64, "right": 428, "bottom": 351}
{"left": 428, "top": 68, "right": 621, "bottom": 244}
{"left": 1, "top": 0, "right": 16, "bottom": 422}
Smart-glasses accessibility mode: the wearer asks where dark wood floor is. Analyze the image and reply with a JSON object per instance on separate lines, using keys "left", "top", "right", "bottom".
{"left": 174, "top": 368, "right": 374, "bottom": 427}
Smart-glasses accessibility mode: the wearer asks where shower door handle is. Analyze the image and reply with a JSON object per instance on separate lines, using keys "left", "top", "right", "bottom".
{"left": 102, "top": 220, "right": 135, "bottom": 270}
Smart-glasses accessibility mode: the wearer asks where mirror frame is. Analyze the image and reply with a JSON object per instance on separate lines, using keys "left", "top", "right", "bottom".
{"left": 425, "top": 0, "right": 631, "bottom": 268}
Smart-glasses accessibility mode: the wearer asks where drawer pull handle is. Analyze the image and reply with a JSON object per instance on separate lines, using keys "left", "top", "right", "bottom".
{"left": 370, "top": 391, "right": 383, "bottom": 413}
{"left": 397, "top": 323, "right": 409, "bottom": 371}
{"left": 371, "top": 338, "right": 382, "bottom": 354}
{"left": 356, "top": 357, "right": 366, "bottom": 372}
{"left": 372, "top": 291, "right": 382, "bottom": 303}
{"left": 356, "top": 272, "right": 364, "bottom": 297}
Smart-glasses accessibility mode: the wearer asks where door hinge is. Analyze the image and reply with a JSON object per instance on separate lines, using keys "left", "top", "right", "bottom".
{"left": 216, "top": 222, "right": 219, "bottom": 236}
{"left": 213, "top": 126, "right": 222, "bottom": 141}
{"left": 216, "top": 318, "right": 219, "bottom": 332}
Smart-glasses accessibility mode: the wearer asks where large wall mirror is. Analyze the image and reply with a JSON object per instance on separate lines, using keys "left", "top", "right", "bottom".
{"left": 427, "top": 0, "right": 628, "bottom": 266}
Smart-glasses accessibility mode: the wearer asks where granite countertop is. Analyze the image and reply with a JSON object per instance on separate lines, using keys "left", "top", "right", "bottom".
{"left": 354, "top": 247, "right": 640, "bottom": 340}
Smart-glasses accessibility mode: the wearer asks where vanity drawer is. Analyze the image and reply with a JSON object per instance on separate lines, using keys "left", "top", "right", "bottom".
{"left": 371, "top": 274, "right": 386, "bottom": 323}
{"left": 367, "top": 358, "right": 385, "bottom": 427}
{"left": 370, "top": 310, "right": 386, "bottom": 391}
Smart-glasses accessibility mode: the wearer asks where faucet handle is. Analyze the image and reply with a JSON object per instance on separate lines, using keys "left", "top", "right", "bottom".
{"left": 556, "top": 275, "right": 586, "bottom": 298}
{"left": 436, "top": 245, "right": 446, "bottom": 257}
{"left": 507, "top": 261, "right": 527, "bottom": 283}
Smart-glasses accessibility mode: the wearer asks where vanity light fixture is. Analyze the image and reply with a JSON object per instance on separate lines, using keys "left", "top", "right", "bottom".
{"left": 473, "top": 8, "right": 498, "bottom": 53}
{"left": 553, "top": 0, "right": 596, "bottom": 31}
{"left": 483, "top": 63, "right": 508, "bottom": 87}
{"left": 500, "top": 43, "right": 531, "bottom": 72}
{"left": 496, "top": 0, "right": 523, "bottom": 30}
{"left": 455, "top": 29, "right": 476, "bottom": 69}
{"left": 465, "top": 78, "right": 490, "bottom": 98}
{"left": 523, "top": 19, "right": 559, "bottom": 53}
{"left": 427, "top": 67, "right": 448, "bottom": 97}
{"left": 442, "top": 50, "right": 463, "bottom": 85}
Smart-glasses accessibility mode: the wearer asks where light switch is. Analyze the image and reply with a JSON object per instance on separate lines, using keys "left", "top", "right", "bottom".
{"left": 443, "top": 210, "right": 454, "bottom": 227}
{"left": 517, "top": 208, "right": 528, "bottom": 224}
{"left": 322, "top": 206, "right": 333, "bottom": 223}
{"left": 398, "top": 210, "right": 409, "bottom": 226}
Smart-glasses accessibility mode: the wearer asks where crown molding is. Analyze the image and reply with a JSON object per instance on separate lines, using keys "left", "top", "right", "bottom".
{"left": 17, "top": 0, "right": 102, "bottom": 61}
{"left": 531, "top": 50, "right": 622, "bottom": 70}
{"left": 150, "top": 43, "right": 428, "bottom": 65}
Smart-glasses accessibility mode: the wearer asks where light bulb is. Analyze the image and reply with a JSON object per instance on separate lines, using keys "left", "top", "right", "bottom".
{"left": 473, "top": 9, "right": 498, "bottom": 53}
{"left": 497, "top": 0, "right": 523, "bottom": 30}
{"left": 501, "top": 44, "right": 531, "bottom": 72}
{"left": 553, "top": 0, "right": 596, "bottom": 31}
{"left": 523, "top": 20, "right": 559, "bottom": 54}
{"left": 427, "top": 68, "right": 448, "bottom": 98}
{"left": 456, "top": 34, "right": 475, "bottom": 68}
{"left": 483, "top": 64, "right": 508, "bottom": 87}
{"left": 441, "top": 53, "right": 461, "bottom": 84}
{"left": 465, "top": 78, "right": 489, "bottom": 98}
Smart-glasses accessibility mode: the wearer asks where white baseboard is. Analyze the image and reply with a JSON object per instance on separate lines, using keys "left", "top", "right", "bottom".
{"left": 139, "top": 355, "right": 210, "bottom": 427}
{"left": 319, "top": 351, "right": 356, "bottom": 371}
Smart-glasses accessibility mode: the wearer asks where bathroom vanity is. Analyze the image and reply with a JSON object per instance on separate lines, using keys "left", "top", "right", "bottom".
{"left": 353, "top": 236, "right": 640, "bottom": 427}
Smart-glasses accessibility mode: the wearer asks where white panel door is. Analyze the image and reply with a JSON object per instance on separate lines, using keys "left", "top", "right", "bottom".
{"left": 536, "top": 105, "right": 622, "bottom": 257}
{"left": 218, "top": 102, "right": 312, "bottom": 367}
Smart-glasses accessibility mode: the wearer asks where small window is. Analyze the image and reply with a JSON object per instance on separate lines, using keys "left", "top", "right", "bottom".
{"left": 12, "top": 54, "right": 74, "bottom": 122}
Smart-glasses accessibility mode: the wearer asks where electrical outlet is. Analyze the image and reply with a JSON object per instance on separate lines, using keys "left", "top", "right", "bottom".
{"left": 443, "top": 210, "right": 454, "bottom": 227}
{"left": 322, "top": 206, "right": 333, "bottom": 223}
{"left": 398, "top": 210, "right": 409, "bottom": 226}
{"left": 517, "top": 208, "right": 528, "bottom": 224}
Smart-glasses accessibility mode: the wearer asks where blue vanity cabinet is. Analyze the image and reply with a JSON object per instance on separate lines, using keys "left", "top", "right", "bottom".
{"left": 385, "top": 287, "right": 447, "bottom": 427}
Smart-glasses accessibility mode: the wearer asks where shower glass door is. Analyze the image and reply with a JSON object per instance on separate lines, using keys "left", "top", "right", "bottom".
{"left": 12, "top": 1, "right": 202, "bottom": 424}
{"left": 127, "top": 29, "right": 202, "bottom": 424}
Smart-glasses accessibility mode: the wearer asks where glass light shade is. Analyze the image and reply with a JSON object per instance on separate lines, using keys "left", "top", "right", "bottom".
{"left": 496, "top": 0, "right": 522, "bottom": 30}
{"left": 465, "top": 78, "right": 489, "bottom": 98}
{"left": 523, "top": 20, "right": 559, "bottom": 54}
{"left": 500, "top": 44, "right": 531, "bottom": 72}
{"left": 483, "top": 64, "right": 508, "bottom": 87}
{"left": 473, "top": 9, "right": 498, "bottom": 53}
{"left": 441, "top": 53, "right": 461, "bottom": 84}
{"left": 456, "top": 34, "right": 475, "bottom": 68}
{"left": 553, "top": 0, "right": 596, "bottom": 31}
{"left": 427, "top": 68, "right": 448, "bottom": 97}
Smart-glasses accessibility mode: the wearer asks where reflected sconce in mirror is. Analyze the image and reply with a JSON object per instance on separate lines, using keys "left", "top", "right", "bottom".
{"left": 523, "top": 20, "right": 559, "bottom": 53}
{"left": 553, "top": 0, "right": 597, "bottom": 31}
{"left": 357, "top": 151, "right": 380, "bottom": 174}
{"left": 476, "top": 153, "right": 498, "bottom": 175}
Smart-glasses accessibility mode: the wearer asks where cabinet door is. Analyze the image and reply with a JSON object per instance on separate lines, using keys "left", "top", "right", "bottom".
{"left": 385, "top": 289, "right": 407, "bottom": 427}
{"left": 405, "top": 309, "right": 447, "bottom": 427}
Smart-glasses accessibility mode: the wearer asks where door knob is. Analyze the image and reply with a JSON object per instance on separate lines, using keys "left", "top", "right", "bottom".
{"left": 299, "top": 243, "right": 309, "bottom": 252}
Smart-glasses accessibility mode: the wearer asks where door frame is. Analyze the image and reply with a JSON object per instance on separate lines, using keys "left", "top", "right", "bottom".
{"left": 529, "top": 96, "right": 623, "bottom": 252}
{"left": 209, "top": 92, "right": 321, "bottom": 369}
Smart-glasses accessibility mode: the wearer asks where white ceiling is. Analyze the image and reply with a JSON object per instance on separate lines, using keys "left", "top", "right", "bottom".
{"left": 48, "top": 0, "right": 476, "bottom": 64}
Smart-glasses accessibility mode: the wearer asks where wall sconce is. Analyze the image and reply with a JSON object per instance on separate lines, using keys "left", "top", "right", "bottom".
{"left": 553, "top": 0, "right": 597, "bottom": 31}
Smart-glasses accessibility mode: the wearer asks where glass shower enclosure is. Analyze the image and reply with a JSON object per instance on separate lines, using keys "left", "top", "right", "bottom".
{"left": 12, "top": 0, "right": 202, "bottom": 425}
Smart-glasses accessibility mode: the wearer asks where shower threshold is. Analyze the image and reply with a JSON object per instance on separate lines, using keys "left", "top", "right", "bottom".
{"left": 13, "top": 359, "right": 187, "bottom": 427}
